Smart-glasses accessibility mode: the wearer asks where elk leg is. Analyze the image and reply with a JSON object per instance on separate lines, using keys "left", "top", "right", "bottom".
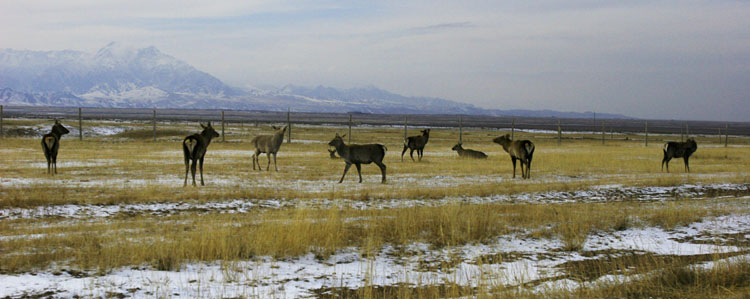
{"left": 266, "top": 153, "right": 272, "bottom": 171}
{"left": 684, "top": 157, "right": 690, "bottom": 173}
{"left": 199, "top": 156, "right": 205, "bottom": 186}
{"left": 375, "top": 161, "right": 387, "bottom": 183}
{"left": 418, "top": 149, "right": 423, "bottom": 161}
{"left": 355, "top": 163, "right": 363, "bottom": 183}
{"left": 527, "top": 160, "right": 532, "bottom": 179}
{"left": 401, "top": 145, "right": 408, "bottom": 162}
{"left": 273, "top": 152, "right": 278, "bottom": 172}
{"left": 409, "top": 148, "right": 415, "bottom": 162}
{"left": 52, "top": 153, "right": 58, "bottom": 174}
{"left": 511, "top": 157, "right": 517, "bottom": 178}
{"left": 252, "top": 152, "right": 257, "bottom": 170}
{"left": 663, "top": 157, "right": 671, "bottom": 173}
{"left": 184, "top": 158, "right": 190, "bottom": 187}
{"left": 190, "top": 159, "right": 197, "bottom": 186}
{"left": 339, "top": 163, "right": 352, "bottom": 183}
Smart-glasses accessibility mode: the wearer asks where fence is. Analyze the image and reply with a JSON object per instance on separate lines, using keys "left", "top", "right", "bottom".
{"left": 0, "top": 106, "right": 744, "bottom": 148}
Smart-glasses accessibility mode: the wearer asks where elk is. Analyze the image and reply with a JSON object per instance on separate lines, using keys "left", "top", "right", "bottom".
{"left": 493, "top": 134, "right": 535, "bottom": 179}
{"left": 662, "top": 138, "right": 698, "bottom": 173}
{"left": 183, "top": 122, "right": 220, "bottom": 186}
{"left": 328, "top": 133, "right": 387, "bottom": 183}
{"left": 41, "top": 120, "right": 70, "bottom": 175}
{"left": 401, "top": 129, "right": 430, "bottom": 162}
{"left": 452, "top": 143, "right": 488, "bottom": 159}
{"left": 250, "top": 125, "right": 287, "bottom": 171}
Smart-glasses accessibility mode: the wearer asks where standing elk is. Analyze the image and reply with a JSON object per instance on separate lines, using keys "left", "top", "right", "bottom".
{"left": 41, "top": 120, "right": 70, "bottom": 175}
{"left": 402, "top": 128, "right": 430, "bottom": 162}
{"left": 452, "top": 143, "right": 488, "bottom": 159}
{"left": 183, "top": 122, "right": 220, "bottom": 186}
{"left": 328, "top": 133, "right": 387, "bottom": 183}
{"left": 493, "top": 134, "right": 535, "bottom": 179}
{"left": 662, "top": 138, "right": 697, "bottom": 173}
{"left": 250, "top": 125, "right": 288, "bottom": 171}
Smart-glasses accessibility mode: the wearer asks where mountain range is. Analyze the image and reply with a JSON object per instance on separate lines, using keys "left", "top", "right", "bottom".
{"left": 0, "top": 42, "right": 630, "bottom": 119}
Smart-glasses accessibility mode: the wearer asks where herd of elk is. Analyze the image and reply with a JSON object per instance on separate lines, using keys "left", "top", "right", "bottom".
{"left": 662, "top": 138, "right": 698, "bottom": 173}
{"left": 182, "top": 122, "right": 220, "bottom": 186}
{"left": 35, "top": 119, "right": 704, "bottom": 186}
{"left": 493, "top": 134, "right": 535, "bottom": 179}
{"left": 328, "top": 133, "right": 388, "bottom": 183}
{"left": 402, "top": 129, "right": 430, "bottom": 162}
{"left": 41, "top": 120, "right": 70, "bottom": 175}
{"left": 451, "top": 143, "right": 487, "bottom": 159}
{"left": 250, "top": 125, "right": 288, "bottom": 171}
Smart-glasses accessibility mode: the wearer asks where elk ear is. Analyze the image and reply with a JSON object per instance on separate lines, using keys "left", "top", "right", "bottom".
{"left": 207, "top": 121, "right": 212, "bottom": 127}
{"left": 272, "top": 125, "right": 279, "bottom": 130}
{"left": 200, "top": 123, "right": 206, "bottom": 129}
{"left": 341, "top": 133, "right": 347, "bottom": 138}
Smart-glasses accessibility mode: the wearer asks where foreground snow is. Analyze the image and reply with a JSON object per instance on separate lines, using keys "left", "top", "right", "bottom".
{"left": 1, "top": 214, "right": 747, "bottom": 298}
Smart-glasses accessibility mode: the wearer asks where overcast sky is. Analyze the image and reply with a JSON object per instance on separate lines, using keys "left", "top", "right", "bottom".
{"left": 1, "top": 1, "right": 748, "bottom": 121}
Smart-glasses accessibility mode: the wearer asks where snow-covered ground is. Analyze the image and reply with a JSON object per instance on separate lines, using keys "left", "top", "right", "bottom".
{"left": 1, "top": 214, "right": 747, "bottom": 298}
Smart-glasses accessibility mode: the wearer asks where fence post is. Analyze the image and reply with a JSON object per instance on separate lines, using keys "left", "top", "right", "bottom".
{"left": 287, "top": 108, "right": 291, "bottom": 143}
{"left": 719, "top": 128, "right": 722, "bottom": 144}
{"left": 685, "top": 123, "right": 689, "bottom": 138}
{"left": 557, "top": 120, "right": 562, "bottom": 145}
{"left": 404, "top": 116, "right": 408, "bottom": 140}
{"left": 459, "top": 116, "right": 463, "bottom": 144}
{"left": 725, "top": 123, "right": 729, "bottom": 147}
{"left": 0, "top": 105, "right": 3, "bottom": 138}
{"left": 78, "top": 107, "right": 83, "bottom": 141}
{"left": 221, "top": 110, "right": 225, "bottom": 142}
{"left": 680, "top": 126, "right": 684, "bottom": 142}
{"left": 645, "top": 120, "right": 648, "bottom": 146}
{"left": 601, "top": 120, "right": 605, "bottom": 145}
{"left": 511, "top": 118, "right": 515, "bottom": 140}
{"left": 152, "top": 109, "right": 157, "bottom": 142}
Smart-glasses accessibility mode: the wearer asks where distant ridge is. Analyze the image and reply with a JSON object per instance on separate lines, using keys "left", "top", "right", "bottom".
{"left": 0, "top": 43, "right": 632, "bottom": 119}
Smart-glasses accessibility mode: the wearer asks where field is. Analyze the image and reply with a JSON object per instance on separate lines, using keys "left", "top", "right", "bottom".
{"left": 1, "top": 117, "right": 749, "bottom": 298}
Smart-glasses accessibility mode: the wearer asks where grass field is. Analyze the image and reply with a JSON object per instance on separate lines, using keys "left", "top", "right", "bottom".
{"left": 1, "top": 118, "right": 749, "bottom": 298}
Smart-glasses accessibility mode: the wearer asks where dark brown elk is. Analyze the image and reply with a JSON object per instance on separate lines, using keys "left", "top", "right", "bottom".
{"left": 328, "top": 133, "right": 387, "bottom": 183}
{"left": 401, "top": 129, "right": 430, "bottom": 162}
{"left": 41, "top": 120, "right": 70, "bottom": 175}
{"left": 250, "top": 125, "right": 287, "bottom": 171}
{"left": 452, "top": 143, "right": 488, "bottom": 159}
{"left": 183, "top": 122, "right": 220, "bottom": 186}
{"left": 493, "top": 134, "right": 535, "bottom": 179}
{"left": 662, "top": 138, "right": 697, "bottom": 173}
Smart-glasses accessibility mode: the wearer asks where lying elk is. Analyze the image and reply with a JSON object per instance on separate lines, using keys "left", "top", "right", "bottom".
{"left": 183, "top": 122, "right": 220, "bottom": 186}
{"left": 493, "top": 134, "right": 535, "bottom": 179}
{"left": 41, "top": 120, "right": 70, "bottom": 174}
{"left": 452, "top": 143, "right": 488, "bottom": 159}
{"left": 328, "top": 133, "right": 387, "bottom": 183}
{"left": 250, "top": 125, "right": 287, "bottom": 171}
{"left": 402, "top": 129, "right": 430, "bottom": 162}
{"left": 662, "top": 138, "right": 697, "bottom": 173}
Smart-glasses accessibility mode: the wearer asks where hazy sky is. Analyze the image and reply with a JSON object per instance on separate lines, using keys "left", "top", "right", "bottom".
{"left": 1, "top": 1, "right": 749, "bottom": 121}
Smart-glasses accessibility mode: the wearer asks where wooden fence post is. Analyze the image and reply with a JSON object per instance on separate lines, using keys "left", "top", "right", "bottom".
{"left": 78, "top": 107, "right": 83, "bottom": 141}
{"left": 404, "top": 116, "right": 408, "bottom": 140}
{"left": 725, "top": 124, "right": 729, "bottom": 147}
{"left": 719, "top": 128, "right": 722, "bottom": 144}
{"left": 511, "top": 118, "right": 515, "bottom": 140}
{"left": 287, "top": 108, "right": 291, "bottom": 143}
{"left": 459, "top": 116, "right": 463, "bottom": 144}
{"left": 221, "top": 110, "right": 225, "bottom": 142}
{"left": 557, "top": 120, "right": 562, "bottom": 145}
{"left": 601, "top": 120, "right": 605, "bottom": 145}
{"left": 152, "top": 109, "right": 157, "bottom": 142}
{"left": 645, "top": 120, "right": 648, "bottom": 147}
{"left": 685, "top": 123, "right": 689, "bottom": 138}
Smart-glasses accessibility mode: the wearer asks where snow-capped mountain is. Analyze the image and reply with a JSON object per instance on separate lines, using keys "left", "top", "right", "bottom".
{"left": 0, "top": 43, "right": 630, "bottom": 118}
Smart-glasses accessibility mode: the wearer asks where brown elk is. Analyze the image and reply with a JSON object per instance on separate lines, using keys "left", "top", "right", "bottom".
{"left": 401, "top": 129, "right": 430, "bottom": 162}
{"left": 493, "top": 134, "right": 535, "bottom": 179}
{"left": 662, "top": 138, "right": 698, "bottom": 173}
{"left": 41, "top": 120, "right": 70, "bottom": 175}
{"left": 183, "top": 122, "right": 220, "bottom": 186}
{"left": 250, "top": 125, "right": 287, "bottom": 171}
{"left": 328, "top": 133, "right": 387, "bottom": 183}
{"left": 451, "top": 143, "right": 488, "bottom": 159}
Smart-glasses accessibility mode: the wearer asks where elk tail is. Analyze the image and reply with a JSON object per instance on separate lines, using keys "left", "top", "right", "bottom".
{"left": 43, "top": 136, "right": 55, "bottom": 150}
{"left": 663, "top": 143, "right": 668, "bottom": 153}
{"left": 381, "top": 144, "right": 388, "bottom": 152}
{"left": 525, "top": 141, "right": 535, "bottom": 157}
{"left": 184, "top": 139, "right": 197, "bottom": 156}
